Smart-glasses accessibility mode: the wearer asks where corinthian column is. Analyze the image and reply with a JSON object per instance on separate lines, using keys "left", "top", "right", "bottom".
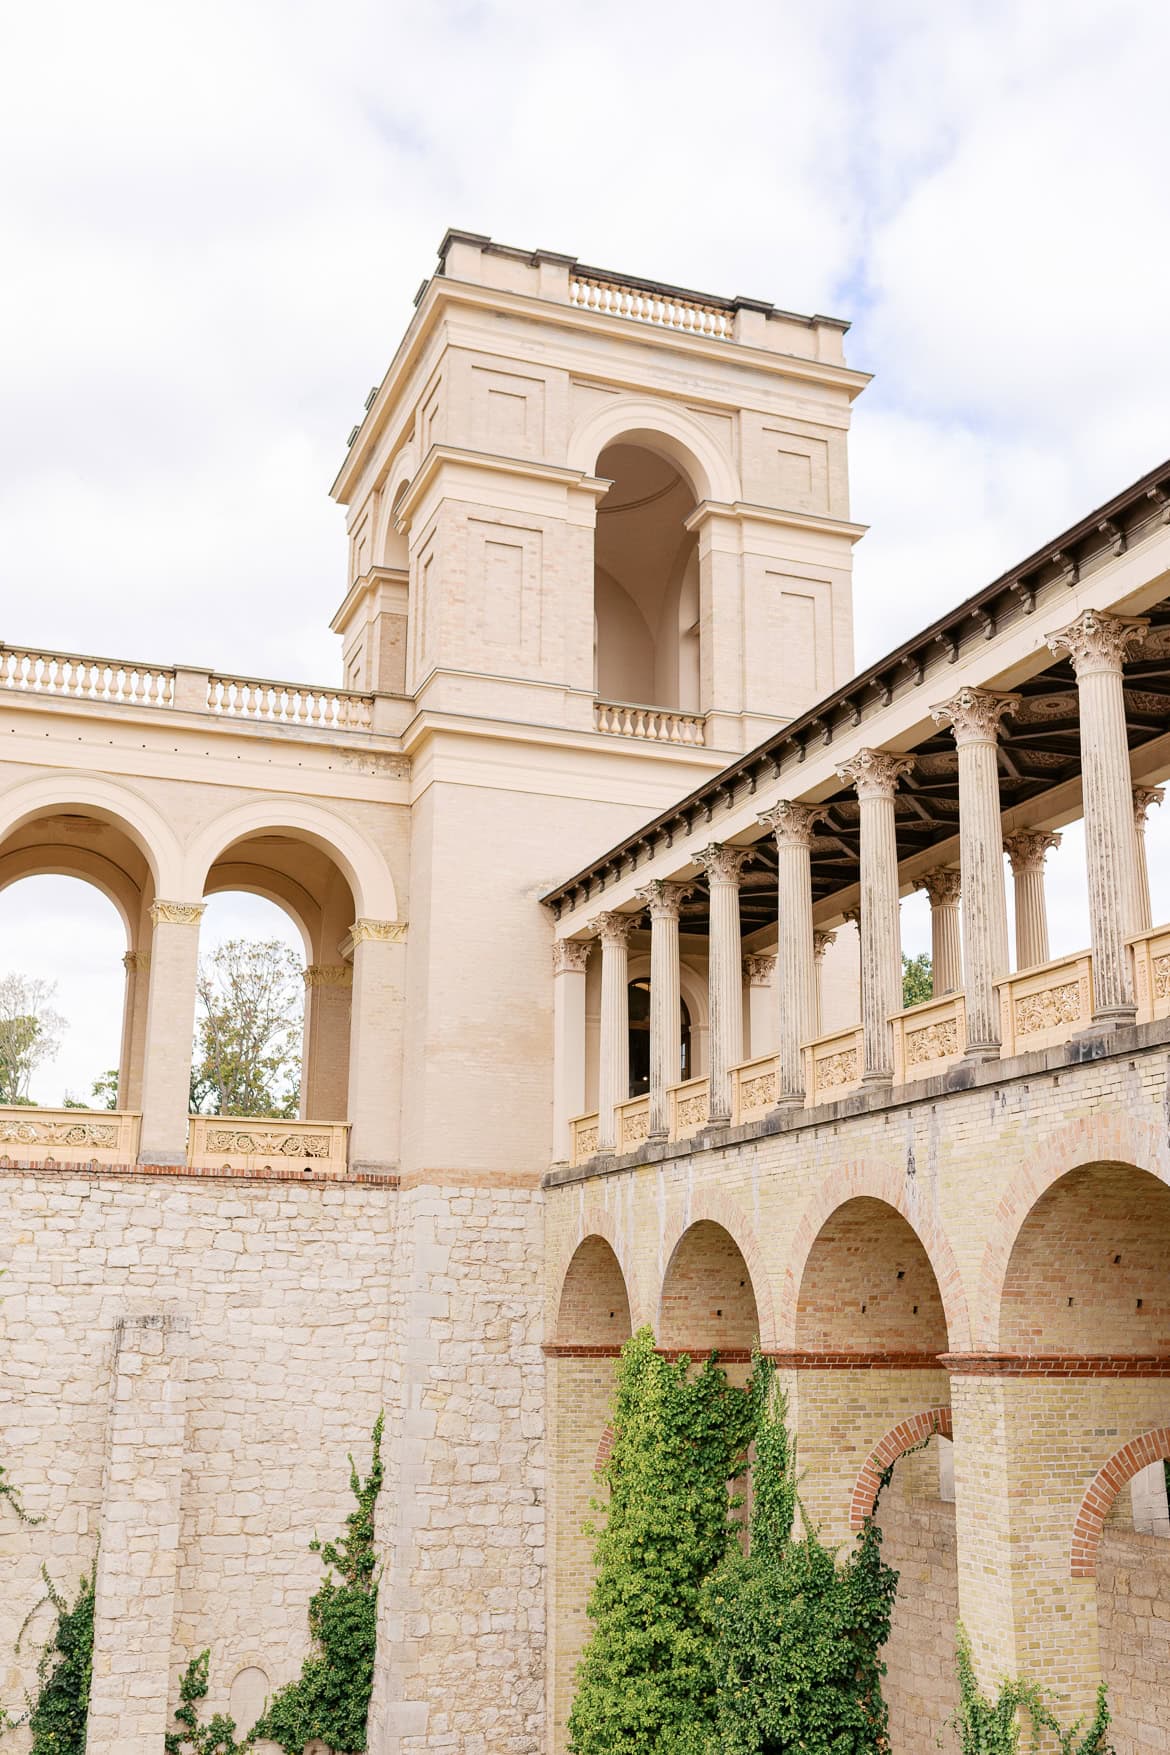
{"left": 835, "top": 752, "right": 913, "bottom": 1085}
{"left": 758, "top": 801, "right": 824, "bottom": 1103}
{"left": 551, "top": 938, "right": 591, "bottom": 1163}
{"left": 1003, "top": 831, "right": 1060, "bottom": 970}
{"left": 915, "top": 868, "right": 962, "bottom": 996}
{"left": 694, "top": 849, "right": 749, "bottom": 1124}
{"left": 930, "top": 688, "right": 1018, "bottom": 1056}
{"left": 633, "top": 882, "right": 691, "bottom": 1137}
{"left": 591, "top": 911, "right": 635, "bottom": 1151}
{"left": 1048, "top": 609, "right": 1150, "bottom": 1021}
{"left": 1133, "top": 786, "right": 1164, "bottom": 934}
{"left": 138, "top": 901, "right": 204, "bottom": 1164}
{"left": 743, "top": 954, "right": 777, "bottom": 1058}
{"left": 812, "top": 930, "right": 836, "bottom": 1034}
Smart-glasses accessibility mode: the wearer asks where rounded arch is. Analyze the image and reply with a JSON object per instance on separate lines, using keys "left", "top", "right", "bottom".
{"left": 849, "top": 1406, "right": 953, "bottom": 1530}
{"left": 780, "top": 1161, "right": 971, "bottom": 1351}
{"left": 0, "top": 774, "right": 181, "bottom": 896}
{"left": 568, "top": 398, "right": 739, "bottom": 505}
{"left": 1071, "top": 1428, "right": 1170, "bottom": 1576}
{"left": 556, "top": 1235, "right": 633, "bottom": 1345}
{"left": 373, "top": 444, "right": 418, "bottom": 567}
{"left": 977, "top": 1113, "right": 1170, "bottom": 1347}
{"left": 184, "top": 800, "right": 398, "bottom": 923}
{"left": 551, "top": 1211, "right": 647, "bottom": 1334}
{"left": 0, "top": 846, "right": 138, "bottom": 940}
{"left": 202, "top": 862, "right": 320, "bottom": 961}
{"left": 657, "top": 1197, "right": 774, "bottom": 1351}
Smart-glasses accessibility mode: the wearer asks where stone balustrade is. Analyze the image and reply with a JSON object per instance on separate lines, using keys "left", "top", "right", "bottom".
{"left": 731, "top": 1052, "right": 780, "bottom": 1124}
{"left": 186, "top": 1115, "right": 349, "bottom": 1175}
{"left": 890, "top": 992, "right": 967, "bottom": 1085}
{"left": 997, "top": 950, "right": 1094, "bottom": 1057}
{"left": 615, "top": 1094, "right": 651, "bottom": 1154}
{"left": 206, "top": 673, "right": 374, "bottom": 731}
{"left": 0, "top": 644, "right": 173, "bottom": 706}
{"left": 803, "top": 1023, "right": 865, "bottom": 1107}
{"left": 569, "top": 274, "right": 734, "bottom": 339}
{"left": 593, "top": 700, "right": 707, "bottom": 745}
{"left": 0, "top": 1106, "right": 141, "bottom": 1164}
{"left": 1130, "top": 923, "right": 1170, "bottom": 1025}
{"left": 668, "top": 1074, "right": 710, "bottom": 1140}
{"left": 570, "top": 1111, "right": 600, "bottom": 1166}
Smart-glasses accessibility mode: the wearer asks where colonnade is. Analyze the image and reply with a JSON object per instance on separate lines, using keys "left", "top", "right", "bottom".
{"left": 553, "top": 608, "right": 1166, "bottom": 1161}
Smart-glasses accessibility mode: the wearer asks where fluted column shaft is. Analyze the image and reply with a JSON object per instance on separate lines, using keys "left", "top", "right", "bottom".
{"left": 1048, "top": 610, "right": 1149, "bottom": 1020}
{"left": 551, "top": 939, "right": 591, "bottom": 1163}
{"left": 758, "top": 803, "right": 823, "bottom": 1102}
{"left": 695, "top": 851, "right": 747, "bottom": 1124}
{"left": 915, "top": 869, "right": 962, "bottom": 996}
{"left": 812, "top": 931, "right": 835, "bottom": 1034}
{"left": 1133, "top": 786, "right": 1164, "bottom": 935}
{"left": 1004, "top": 832, "right": 1060, "bottom": 970}
{"left": 635, "top": 883, "right": 690, "bottom": 1137}
{"left": 592, "top": 912, "right": 634, "bottom": 1152}
{"left": 836, "top": 752, "right": 913, "bottom": 1084}
{"left": 931, "top": 690, "right": 1017, "bottom": 1054}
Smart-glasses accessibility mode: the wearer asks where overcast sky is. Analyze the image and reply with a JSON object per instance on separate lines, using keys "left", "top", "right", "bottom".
{"left": 2, "top": 0, "right": 1169, "bottom": 1100}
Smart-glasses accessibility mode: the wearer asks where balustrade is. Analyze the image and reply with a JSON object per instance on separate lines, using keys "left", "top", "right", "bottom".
{"left": 731, "top": 1053, "right": 779, "bottom": 1125}
{"left": 569, "top": 275, "right": 734, "bottom": 340}
{"left": 570, "top": 1111, "right": 600, "bottom": 1166}
{"left": 890, "top": 992, "right": 967, "bottom": 1085}
{"left": 615, "top": 1094, "right": 651, "bottom": 1154}
{"left": 0, "top": 645, "right": 173, "bottom": 706}
{"left": 207, "top": 674, "right": 374, "bottom": 730}
{"left": 1130, "top": 924, "right": 1170, "bottom": 1025}
{"left": 593, "top": 700, "right": 707, "bottom": 745}
{"left": 0, "top": 1107, "right": 141, "bottom": 1165}
{"left": 803, "top": 1023, "right": 865, "bottom": 1107}
{"left": 186, "top": 1115, "right": 349, "bottom": 1175}
{"left": 668, "top": 1075, "right": 710, "bottom": 1139}
{"left": 996, "top": 951, "right": 1094, "bottom": 1057}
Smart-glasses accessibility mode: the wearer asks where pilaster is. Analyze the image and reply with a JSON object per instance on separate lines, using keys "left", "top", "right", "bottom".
{"left": 346, "top": 918, "right": 407, "bottom": 1172}
{"left": 138, "top": 901, "right": 204, "bottom": 1164}
{"left": 1132, "top": 785, "right": 1164, "bottom": 934}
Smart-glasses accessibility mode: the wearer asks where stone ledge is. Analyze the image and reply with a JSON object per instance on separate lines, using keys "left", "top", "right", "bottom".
{"left": 0, "top": 1156, "right": 401, "bottom": 1188}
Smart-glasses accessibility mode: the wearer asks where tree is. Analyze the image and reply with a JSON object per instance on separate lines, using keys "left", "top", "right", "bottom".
{"left": 568, "top": 1328, "right": 754, "bottom": 1755}
{"left": 0, "top": 974, "right": 66, "bottom": 1105}
{"left": 902, "top": 951, "right": 933, "bottom": 1008}
{"left": 189, "top": 938, "right": 303, "bottom": 1118}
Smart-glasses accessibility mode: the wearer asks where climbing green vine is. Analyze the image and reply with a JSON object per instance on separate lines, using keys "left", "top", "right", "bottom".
{"left": 951, "top": 1625, "right": 1113, "bottom": 1755}
{"left": 0, "top": 1566, "right": 96, "bottom": 1753}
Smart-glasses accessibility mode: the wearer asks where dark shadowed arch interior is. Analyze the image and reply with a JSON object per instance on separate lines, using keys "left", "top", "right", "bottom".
{"left": 659, "top": 1220, "right": 760, "bottom": 1353}
{"left": 556, "top": 1236, "right": 633, "bottom": 1345}
{"left": 796, "top": 1197, "right": 949, "bottom": 1354}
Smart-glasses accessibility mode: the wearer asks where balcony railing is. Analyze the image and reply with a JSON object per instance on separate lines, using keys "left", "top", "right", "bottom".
{"left": 569, "top": 274, "right": 734, "bottom": 340}
{"left": 615, "top": 1094, "right": 651, "bottom": 1154}
{"left": 1131, "top": 923, "right": 1170, "bottom": 1024}
{"left": 206, "top": 673, "right": 374, "bottom": 731}
{"left": 0, "top": 1107, "right": 141, "bottom": 1164}
{"left": 890, "top": 992, "right": 966, "bottom": 1085}
{"left": 570, "top": 1111, "right": 601, "bottom": 1164}
{"left": 668, "top": 1075, "right": 710, "bottom": 1140}
{"left": 187, "top": 1115, "right": 349, "bottom": 1175}
{"left": 0, "top": 646, "right": 173, "bottom": 706}
{"left": 997, "top": 951, "right": 1094, "bottom": 1057}
{"left": 594, "top": 701, "right": 707, "bottom": 745}
{"left": 803, "top": 1023, "right": 864, "bottom": 1107}
{"left": 731, "top": 1053, "right": 780, "bottom": 1125}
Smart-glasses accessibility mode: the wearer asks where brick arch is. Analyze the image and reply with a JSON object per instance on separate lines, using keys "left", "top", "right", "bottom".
{"left": 977, "top": 1112, "right": 1170, "bottom": 1348}
{"left": 552, "top": 1210, "right": 647, "bottom": 1335}
{"left": 657, "top": 1194, "right": 777, "bottom": 1348}
{"left": 778, "top": 1161, "right": 971, "bottom": 1350}
{"left": 595, "top": 1426, "right": 616, "bottom": 1472}
{"left": 1070, "top": 1427, "right": 1170, "bottom": 1577}
{"left": 849, "top": 1406, "right": 953, "bottom": 1530}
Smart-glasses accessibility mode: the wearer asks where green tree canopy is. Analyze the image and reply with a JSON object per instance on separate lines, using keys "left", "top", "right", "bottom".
{"left": 0, "top": 973, "right": 66, "bottom": 1104}
{"left": 190, "top": 937, "right": 303, "bottom": 1118}
{"left": 902, "top": 950, "right": 933, "bottom": 1008}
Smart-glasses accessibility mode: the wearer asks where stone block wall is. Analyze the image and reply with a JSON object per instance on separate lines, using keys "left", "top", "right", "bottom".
{"left": 1097, "top": 1525, "right": 1170, "bottom": 1754}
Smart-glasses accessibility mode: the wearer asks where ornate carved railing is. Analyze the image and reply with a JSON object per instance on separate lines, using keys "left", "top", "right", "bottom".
{"left": 668, "top": 1075, "right": 710, "bottom": 1140}
{"left": 803, "top": 1024, "right": 864, "bottom": 1107}
{"left": 1131, "top": 924, "right": 1170, "bottom": 1025}
{"left": 0, "top": 1107, "right": 141, "bottom": 1165}
{"left": 0, "top": 646, "right": 173, "bottom": 706}
{"left": 731, "top": 1053, "right": 779, "bottom": 1125}
{"left": 569, "top": 274, "right": 734, "bottom": 340}
{"left": 594, "top": 701, "right": 707, "bottom": 746}
{"left": 891, "top": 992, "right": 966, "bottom": 1085}
{"left": 187, "top": 1115, "right": 349, "bottom": 1174}
{"left": 996, "top": 951, "right": 1093, "bottom": 1056}
{"left": 615, "top": 1094, "right": 651, "bottom": 1154}
{"left": 570, "top": 1111, "right": 600, "bottom": 1166}
{"left": 206, "top": 674, "right": 374, "bottom": 731}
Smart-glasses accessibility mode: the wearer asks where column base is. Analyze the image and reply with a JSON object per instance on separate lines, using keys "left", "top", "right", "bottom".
{"left": 770, "top": 1093, "right": 805, "bottom": 1114}
{"left": 861, "top": 1070, "right": 892, "bottom": 1089}
{"left": 962, "top": 1042, "right": 1002, "bottom": 1065}
{"left": 648, "top": 1127, "right": 670, "bottom": 1143}
{"left": 137, "top": 1148, "right": 187, "bottom": 1167}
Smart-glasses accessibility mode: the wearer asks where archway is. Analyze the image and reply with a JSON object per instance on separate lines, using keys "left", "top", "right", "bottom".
{"left": 626, "top": 976, "right": 691, "bottom": 1095}
{"left": 658, "top": 1219, "right": 761, "bottom": 1364}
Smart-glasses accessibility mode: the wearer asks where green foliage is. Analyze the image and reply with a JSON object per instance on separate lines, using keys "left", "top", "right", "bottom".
{"left": 17, "top": 1566, "right": 96, "bottom": 1755}
{"left": 950, "top": 1626, "right": 1114, "bottom": 1754}
{"left": 189, "top": 938, "right": 303, "bottom": 1118}
{"left": 164, "top": 1651, "right": 246, "bottom": 1755}
{"left": 567, "top": 1327, "right": 754, "bottom": 1755}
{"left": 0, "top": 1453, "right": 41, "bottom": 1527}
{"left": 247, "top": 1412, "right": 384, "bottom": 1754}
{"left": 703, "top": 1352, "right": 898, "bottom": 1754}
{"left": 0, "top": 973, "right": 66, "bottom": 1104}
{"left": 91, "top": 1070, "right": 119, "bottom": 1111}
{"left": 902, "top": 950, "right": 934, "bottom": 1008}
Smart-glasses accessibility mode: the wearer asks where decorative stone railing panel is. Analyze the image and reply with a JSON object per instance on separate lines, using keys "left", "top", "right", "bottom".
{"left": 0, "top": 646, "right": 174, "bottom": 706}
{"left": 668, "top": 1075, "right": 710, "bottom": 1140}
{"left": 1131, "top": 924, "right": 1170, "bottom": 1025}
{"left": 731, "top": 1054, "right": 779, "bottom": 1124}
{"left": 803, "top": 1024, "right": 864, "bottom": 1107}
{"left": 569, "top": 275, "right": 734, "bottom": 339}
{"left": 207, "top": 675, "right": 374, "bottom": 731}
{"left": 0, "top": 1107, "right": 141, "bottom": 1165}
{"left": 891, "top": 993, "right": 967, "bottom": 1085}
{"left": 594, "top": 701, "right": 707, "bottom": 746}
{"left": 570, "top": 1111, "right": 600, "bottom": 1166}
{"left": 187, "top": 1116, "right": 349, "bottom": 1175}
{"left": 997, "top": 952, "right": 1094, "bottom": 1057}
{"left": 616, "top": 1094, "right": 651, "bottom": 1154}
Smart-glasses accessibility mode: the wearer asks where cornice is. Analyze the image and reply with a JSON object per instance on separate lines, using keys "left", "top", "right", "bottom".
{"left": 684, "top": 498, "right": 868, "bottom": 543}
{"left": 392, "top": 442, "right": 611, "bottom": 532}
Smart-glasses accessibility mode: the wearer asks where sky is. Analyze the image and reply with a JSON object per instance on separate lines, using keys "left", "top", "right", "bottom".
{"left": 1, "top": 0, "right": 1169, "bottom": 1099}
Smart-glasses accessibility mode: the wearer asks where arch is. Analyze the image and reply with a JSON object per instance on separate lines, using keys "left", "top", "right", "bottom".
{"left": 373, "top": 445, "right": 418, "bottom": 567}
{"left": 556, "top": 1235, "right": 633, "bottom": 1345}
{"left": 0, "top": 846, "right": 139, "bottom": 940}
{"left": 184, "top": 799, "right": 398, "bottom": 923}
{"left": 568, "top": 397, "right": 739, "bottom": 504}
{"left": 202, "top": 861, "right": 320, "bottom": 961}
{"left": 780, "top": 1160, "right": 971, "bottom": 1350}
{"left": 1071, "top": 1428, "right": 1170, "bottom": 1576}
{"left": 849, "top": 1406, "right": 953, "bottom": 1530}
{"left": 657, "top": 1197, "right": 774, "bottom": 1350}
{"left": 977, "top": 1112, "right": 1170, "bottom": 1347}
{"left": 0, "top": 774, "right": 182, "bottom": 896}
{"left": 551, "top": 1210, "right": 648, "bottom": 1333}
{"left": 595, "top": 1426, "right": 616, "bottom": 1472}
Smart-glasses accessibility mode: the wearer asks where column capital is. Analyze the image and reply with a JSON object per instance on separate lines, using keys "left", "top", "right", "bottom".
{"left": 123, "top": 949, "right": 151, "bottom": 972}
{"left": 812, "top": 930, "right": 836, "bottom": 962}
{"left": 552, "top": 937, "right": 593, "bottom": 976}
{"left": 1133, "top": 784, "right": 1165, "bottom": 826}
{"left": 1003, "top": 830, "right": 1061, "bottom": 874}
{"left": 1046, "top": 607, "right": 1149, "bottom": 676}
{"left": 742, "top": 952, "right": 776, "bottom": 985}
{"left": 915, "top": 866, "right": 962, "bottom": 907}
{"left": 589, "top": 909, "right": 637, "bottom": 946}
{"left": 149, "top": 900, "right": 205, "bottom": 928}
{"left": 695, "top": 842, "right": 753, "bottom": 884}
{"left": 303, "top": 962, "right": 354, "bottom": 989}
{"left": 633, "top": 880, "right": 691, "bottom": 920}
{"left": 757, "top": 799, "right": 826, "bottom": 846}
{"left": 929, "top": 686, "right": 1020, "bottom": 744}
{"left": 835, "top": 748, "right": 914, "bottom": 799}
{"left": 350, "top": 917, "right": 407, "bottom": 944}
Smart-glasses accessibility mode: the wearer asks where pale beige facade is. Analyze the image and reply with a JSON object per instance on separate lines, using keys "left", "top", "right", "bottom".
{"left": 1, "top": 232, "right": 1169, "bottom": 1754}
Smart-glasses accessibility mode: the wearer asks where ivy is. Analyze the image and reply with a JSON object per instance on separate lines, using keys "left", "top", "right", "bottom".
{"left": 568, "top": 1327, "right": 754, "bottom": 1755}
{"left": 951, "top": 1625, "right": 1114, "bottom": 1755}
{"left": 0, "top": 1455, "right": 41, "bottom": 1528}
{"left": 164, "top": 1651, "right": 246, "bottom": 1755}
{"left": 7, "top": 1565, "right": 96, "bottom": 1755}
